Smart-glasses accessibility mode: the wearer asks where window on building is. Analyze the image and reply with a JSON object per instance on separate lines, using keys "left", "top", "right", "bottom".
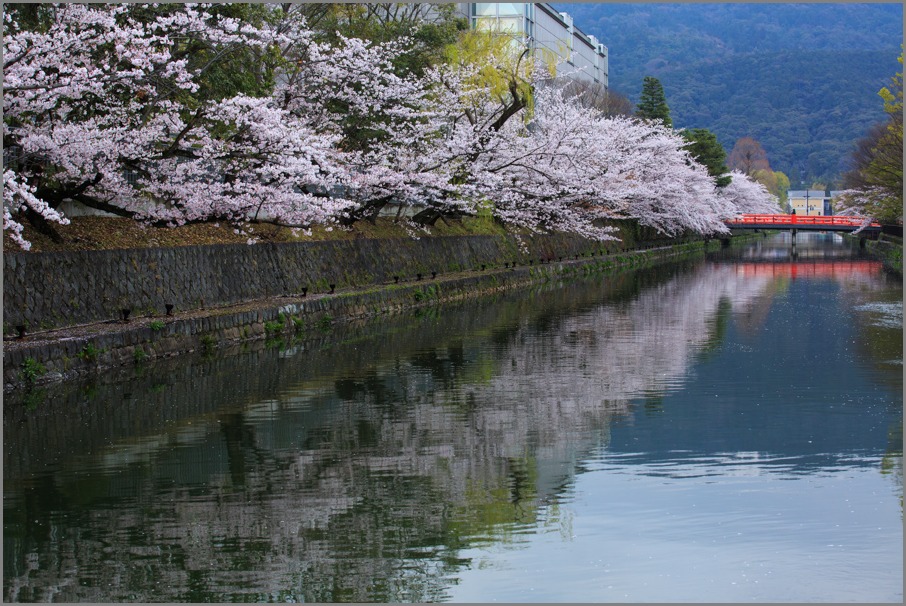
{"left": 471, "top": 3, "right": 531, "bottom": 37}
{"left": 496, "top": 3, "right": 524, "bottom": 17}
{"left": 474, "top": 3, "right": 498, "bottom": 17}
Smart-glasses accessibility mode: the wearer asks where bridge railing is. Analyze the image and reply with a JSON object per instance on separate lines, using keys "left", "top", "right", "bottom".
{"left": 726, "top": 214, "right": 880, "bottom": 229}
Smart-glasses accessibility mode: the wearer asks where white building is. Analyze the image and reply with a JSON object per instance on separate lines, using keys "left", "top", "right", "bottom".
{"left": 454, "top": 3, "right": 609, "bottom": 88}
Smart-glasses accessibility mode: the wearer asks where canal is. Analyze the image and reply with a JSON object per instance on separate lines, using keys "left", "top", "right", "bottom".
{"left": 3, "top": 233, "right": 902, "bottom": 602}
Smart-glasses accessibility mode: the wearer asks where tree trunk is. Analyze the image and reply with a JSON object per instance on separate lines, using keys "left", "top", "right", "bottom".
{"left": 24, "top": 207, "right": 64, "bottom": 243}
{"left": 411, "top": 206, "right": 467, "bottom": 227}
{"left": 410, "top": 207, "right": 442, "bottom": 226}
{"left": 337, "top": 195, "right": 393, "bottom": 226}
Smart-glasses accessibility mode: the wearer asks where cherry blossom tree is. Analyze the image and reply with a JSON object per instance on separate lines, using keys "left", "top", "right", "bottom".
{"left": 717, "top": 171, "right": 782, "bottom": 216}
{"left": 2, "top": 4, "right": 440, "bottom": 239}
{"left": 356, "top": 58, "right": 735, "bottom": 240}
{"left": 336, "top": 28, "right": 543, "bottom": 229}
{"left": 831, "top": 188, "right": 891, "bottom": 233}
{"left": 427, "top": 76, "right": 624, "bottom": 240}
{"left": 3, "top": 169, "right": 68, "bottom": 251}
{"left": 587, "top": 116, "right": 733, "bottom": 236}
{"left": 3, "top": 3, "right": 297, "bottom": 234}
{"left": 276, "top": 17, "right": 455, "bottom": 226}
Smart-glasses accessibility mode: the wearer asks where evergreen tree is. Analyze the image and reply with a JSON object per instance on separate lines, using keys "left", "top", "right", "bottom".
{"left": 636, "top": 76, "right": 672, "bottom": 127}
{"left": 681, "top": 128, "right": 731, "bottom": 186}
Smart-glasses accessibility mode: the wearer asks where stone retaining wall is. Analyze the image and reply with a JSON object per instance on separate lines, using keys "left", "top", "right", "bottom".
{"left": 3, "top": 231, "right": 615, "bottom": 332}
{"left": 4, "top": 240, "right": 720, "bottom": 389}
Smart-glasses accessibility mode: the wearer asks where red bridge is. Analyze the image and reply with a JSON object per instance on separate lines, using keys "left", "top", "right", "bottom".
{"left": 726, "top": 214, "right": 881, "bottom": 236}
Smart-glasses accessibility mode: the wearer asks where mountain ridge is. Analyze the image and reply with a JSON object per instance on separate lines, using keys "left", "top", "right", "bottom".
{"left": 554, "top": 3, "right": 903, "bottom": 186}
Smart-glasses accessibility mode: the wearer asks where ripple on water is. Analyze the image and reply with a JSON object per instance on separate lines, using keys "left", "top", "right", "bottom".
{"left": 853, "top": 301, "right": 903, "bottom": 330}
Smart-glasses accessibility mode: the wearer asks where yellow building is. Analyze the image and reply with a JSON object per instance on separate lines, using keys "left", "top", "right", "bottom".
{"left": 787, "top": 190, "right": 837, "bottom": 216}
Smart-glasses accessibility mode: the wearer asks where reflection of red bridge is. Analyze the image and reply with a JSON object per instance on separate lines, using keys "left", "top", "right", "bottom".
{"left": 733, "top": 260, "right": 883, "bottom": 279}
{"left": 726, "top": 214, "right": 881, "bottom": 236}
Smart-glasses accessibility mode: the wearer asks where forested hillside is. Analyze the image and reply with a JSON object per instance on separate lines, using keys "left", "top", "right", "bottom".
{"left": 557, "top": 3, "right": 903, "bottom": 186}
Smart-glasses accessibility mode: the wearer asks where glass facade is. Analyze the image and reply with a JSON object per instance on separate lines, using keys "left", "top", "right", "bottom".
{"left": 467, "top": 3, "right": 607, "bottom": 86}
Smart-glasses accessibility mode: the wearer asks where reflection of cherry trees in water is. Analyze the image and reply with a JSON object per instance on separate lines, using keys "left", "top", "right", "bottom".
{"left": 5, "top": 258, "right": 896, "bottom": 603}
{"left": 480, "top": 264, "right": 775, "bottom": 406}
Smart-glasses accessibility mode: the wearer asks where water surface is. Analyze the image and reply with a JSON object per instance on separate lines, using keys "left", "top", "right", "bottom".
{"left": 4, "top": 233, "right": 902, "bottom": 602}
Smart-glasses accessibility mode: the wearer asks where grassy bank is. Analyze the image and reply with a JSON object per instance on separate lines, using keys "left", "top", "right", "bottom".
{"left": 3, "top": 214, "right": 514, "bottom": 253}
{"left": 3, "top": 214, "right": 696, "bottom": 254}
